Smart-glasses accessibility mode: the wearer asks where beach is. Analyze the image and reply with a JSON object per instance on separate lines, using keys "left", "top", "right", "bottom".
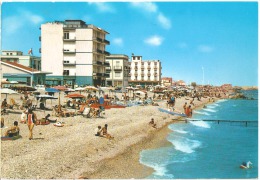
{"left": 1, "top": 91, "right": 215, "bottom": 179}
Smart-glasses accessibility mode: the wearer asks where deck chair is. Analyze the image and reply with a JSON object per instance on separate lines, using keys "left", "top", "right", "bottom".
{"left": 77, "top": 105, "right": 86, "bottom": 115}
{"left": 9, "top": 98, "right": 19, "bottom": 110}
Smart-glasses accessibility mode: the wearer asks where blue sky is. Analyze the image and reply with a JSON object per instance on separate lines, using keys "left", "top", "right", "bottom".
{"left": 1, "top": 1, "right": 258, "bottom": 86}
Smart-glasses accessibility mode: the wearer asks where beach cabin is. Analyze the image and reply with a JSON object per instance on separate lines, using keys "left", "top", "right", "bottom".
{"left": 1, "top": 61, "right": 52, "bottom": 87}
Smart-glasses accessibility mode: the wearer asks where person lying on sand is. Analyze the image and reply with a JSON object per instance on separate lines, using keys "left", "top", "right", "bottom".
{"left": 4, "top": 121, "right": 20, "bottom": 137}
{"left": 149, "top": 118, "right": 157, "bottom": 128}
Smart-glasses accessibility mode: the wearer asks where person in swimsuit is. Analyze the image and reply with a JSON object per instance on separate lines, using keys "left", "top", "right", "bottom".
{"left": 27, "top": 109, "right": 37, "bottom": 140}
{"left": 149, "top": 118, "right": 157, "bottom": 128}
{"left": 95, "top": 126, "right": 103, "bottom": 137}
{"left": 4, "top": 121, "right": 20, "bottom": 137}
{"left": 101, "top": 124, "right": 114, "bottom": 139}
{"left": 185, "top": 105, "right": 193, "bottom": 118}
{"left": 183, "top": 102, "right": 187, "bottom": 113}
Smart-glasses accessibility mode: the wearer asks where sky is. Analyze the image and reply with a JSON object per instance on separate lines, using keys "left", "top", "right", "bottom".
{"left": 1, "top": 1, "right": 258, "bottom": 86}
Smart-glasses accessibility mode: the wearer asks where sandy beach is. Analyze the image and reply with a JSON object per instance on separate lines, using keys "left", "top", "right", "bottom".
{"left": 1, "top": 91, "right": 216, "bottom": 179}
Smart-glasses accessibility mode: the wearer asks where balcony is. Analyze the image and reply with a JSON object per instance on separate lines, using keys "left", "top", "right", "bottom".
{"left": 105, "top": 73, "right": 110, "bottom": 78}
{"left": 97, "top": 73, "right": 103, "bottom": 77}
{"left": 63, "top": 37, "right": 76, "bottom": 41}
{"left": 63, "top": 49, "right": 76, "bottom": 54}
{"left": 106, "top": 67, "right": 111, "bottom": 71}
{"left": 114, "top": 66, "right": 122, "bottom": 71}
{"left": 97, "top": 61, "right": 103, "bottom": 65}
{"left": 104, "top": 62, "right": 110, "bottom": 67}
{"left": 103, "top": 39, "right": 110, "bottom": 45}
{"left": 63, "top": 61, "right": 76, "bottom": 66}
{"left": 93, "top": 37, "right": 103, "bottom": 43}
{"left": 104, "top": 51, "right": 110, "bottom": 56}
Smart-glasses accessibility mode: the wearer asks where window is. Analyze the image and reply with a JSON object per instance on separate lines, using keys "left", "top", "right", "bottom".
{"left": 64, "top": 32, "right": 69, "bottom": 39}
{"left": 10, "top": 53, "right": 13, "bottom": 55}
{"left": 138, "top": 57, "right": 140, "bottom": 60}
{"left": 63, "top": 70, "right": 70, "bottom": 75}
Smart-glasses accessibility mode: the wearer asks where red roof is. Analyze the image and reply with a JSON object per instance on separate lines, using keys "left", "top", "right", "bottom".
{"left": 1, "top": 61, "right": 38, "bottom": 72}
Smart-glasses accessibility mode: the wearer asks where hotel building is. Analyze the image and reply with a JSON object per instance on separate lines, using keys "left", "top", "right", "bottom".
{"left": 129, "top": 55, "right": 162, "bottom": 86}
{"left": 161, "top": 77, "right": 173, "bottom": 87}
{"left": 40, "top": 20, "right": 110, "bottom": 87}
{"left": 105, "top": 54, "right": 129, "bottom": 87}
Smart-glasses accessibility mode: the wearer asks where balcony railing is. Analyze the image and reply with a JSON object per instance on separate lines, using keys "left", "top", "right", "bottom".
{"left": 105, "top": 73, "right": 110, "bottom": 77}
{"left": 114, "top": 66, "right": 122, "bottom": 71}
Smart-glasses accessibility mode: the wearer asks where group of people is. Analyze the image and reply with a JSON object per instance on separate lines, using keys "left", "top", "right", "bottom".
{"left": 95, "top": 124, "right": 114, "bottom": 139}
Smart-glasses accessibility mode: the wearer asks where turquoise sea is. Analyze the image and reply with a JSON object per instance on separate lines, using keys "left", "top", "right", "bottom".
{"left": 140, "top": 90, "right": 258, "bottom": 179}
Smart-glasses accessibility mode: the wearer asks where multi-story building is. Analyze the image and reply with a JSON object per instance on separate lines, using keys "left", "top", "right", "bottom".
{"left": 1, "top": 50, "right": 41, "bottom": 70}
{"left": 40, "top": 20, "right": 110, "bottom": 87}
{"left": 105, "top": 54, "right": 129, "bottom": 87}
{"left": 129, "top": 54, "right": 162, "bottom": 86}
{"left": 161, "top": 77, "right": 173, "bottom": 87}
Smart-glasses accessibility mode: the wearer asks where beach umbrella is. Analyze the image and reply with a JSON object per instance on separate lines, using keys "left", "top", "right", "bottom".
{"left": 65, "top": 93, "right": 86, "bottom": 99}
{"left": 75, "top": 87, "right": 85, "bottom": 91}
{"left": 53, "top": 85, "right": 68, "bottom": 91}
{"left": 35, "top": 94, "right": 58, "bottom": 110}
{"left": 1, "top": 88, "right": 19, "bottom": 99}
{"left": 45, "top": 88, "right": 60, "bottom": 93}
{"left": 85, "top": 86, "right": 98, "bottom": 91}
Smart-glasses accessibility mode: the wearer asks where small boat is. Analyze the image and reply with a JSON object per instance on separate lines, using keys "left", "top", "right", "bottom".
{"left": 240, "top": 161, "right": 252, "bottom": 169}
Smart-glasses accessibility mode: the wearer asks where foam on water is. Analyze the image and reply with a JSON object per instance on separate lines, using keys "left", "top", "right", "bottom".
{"left": 174, "top": 130, "right": 188, "bottom": 134}
{"left": 189, "top": 120, "right": 211, "bottom": 128}
{"left": 193, "top": 110, "right": 210, "bottom": 116}
{"left": 168, "top": 137, "right": 201, "bottom": 154}
{"left": 202, "top": 108, "right": 217, "bottom": 112}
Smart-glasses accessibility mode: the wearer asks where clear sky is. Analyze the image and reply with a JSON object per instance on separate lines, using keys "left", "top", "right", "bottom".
{"left": 1, "top": 1, "right": 258, "bottom": 86}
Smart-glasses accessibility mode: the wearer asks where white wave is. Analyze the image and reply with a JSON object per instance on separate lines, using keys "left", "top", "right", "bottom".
{"left": 193, "top": 110, "right": 210, "bottom": 116}
{"left": 202, "top": 108, "right": 217, "bottom": 112}
{"left": 190, "top": 120, "right": 211, "bottom": 128}
{"left": 215, "top": 99, "right": 227, "bottom": 104}
{"left": 171, "top": 138, "right": 201, "bottom": 154}
{"left": 174, "top": 130, "right": 188, "bottom": 134}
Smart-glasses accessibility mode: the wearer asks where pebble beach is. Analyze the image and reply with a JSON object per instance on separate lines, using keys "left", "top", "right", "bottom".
{"left": 1, "top": 91, "right": 217, "bottom": 179}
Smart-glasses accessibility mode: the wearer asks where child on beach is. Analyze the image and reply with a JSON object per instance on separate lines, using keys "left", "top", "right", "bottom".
{"left": 149, "top": 118, "right": 157, "bottom": 128}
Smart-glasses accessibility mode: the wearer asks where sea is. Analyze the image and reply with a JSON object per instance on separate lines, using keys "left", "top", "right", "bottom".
{"left": 140, "top": 90, "right": 258, "bottom": 179}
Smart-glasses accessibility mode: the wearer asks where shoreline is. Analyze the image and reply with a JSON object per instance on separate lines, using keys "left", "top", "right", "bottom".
{"left": 1, "top": 92, "right": 220, "bottom": 179}
{"left": 84, "top": 98, "right": 218, "bottom": 179}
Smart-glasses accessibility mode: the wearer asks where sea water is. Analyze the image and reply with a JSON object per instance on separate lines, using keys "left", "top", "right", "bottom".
{"left": 140, "top": 90, "right": 258, "bottom": 179}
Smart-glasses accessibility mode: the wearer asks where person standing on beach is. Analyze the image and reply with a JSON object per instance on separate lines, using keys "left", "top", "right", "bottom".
{"left": 183, "top": 102, "right": 187, "bottom": 113}
{"left": 185, "top": 105, "right": 193, "bottom": 118}
{"left": 27, "top": 109, "right": 37, "bottom": 140}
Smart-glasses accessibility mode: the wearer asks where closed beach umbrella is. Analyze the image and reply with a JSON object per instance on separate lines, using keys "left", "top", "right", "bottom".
{"left": 85, "top": 86, "right": 98, "bottom": 91}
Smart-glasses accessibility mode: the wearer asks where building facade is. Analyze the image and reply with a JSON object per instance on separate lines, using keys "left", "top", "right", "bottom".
{"left": 129, "top": 55, "right": 162, "bottom": 86}
{"left": 105, "top": 54, "right": 129, "bottom": 87}
{"left": 1, "top": 61, "right": 51, "bottom": 86}
{"left": 1, "top": 50, "right": 41, "bottom": 70}
{"left": 161, "top": 77, "right": 173, "bottom": 87}
{"left": 40, "top": 20, "right": 110, "bottom": 87}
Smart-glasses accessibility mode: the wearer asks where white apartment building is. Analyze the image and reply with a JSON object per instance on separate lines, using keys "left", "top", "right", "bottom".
{"left": 41, "top": 20, "right": 110, "bottom": 87}
{"left": 129, "top": 55, "right": 162, "bottom": 86}
{"left": 1, "top": 50, "right": 41, "bottom": 70}
{"left": 105, "top": 54, "right": 129, "bottom": 87}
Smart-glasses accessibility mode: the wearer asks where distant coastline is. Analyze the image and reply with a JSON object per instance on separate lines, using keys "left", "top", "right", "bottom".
{"left": 240, "top": 86, "right": 258, "bottom": 90}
